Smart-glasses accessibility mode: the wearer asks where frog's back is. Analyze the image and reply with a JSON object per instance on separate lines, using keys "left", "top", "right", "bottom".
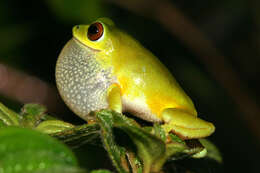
{"left": 112, "top": 32, "right": 197, "bottom": 121}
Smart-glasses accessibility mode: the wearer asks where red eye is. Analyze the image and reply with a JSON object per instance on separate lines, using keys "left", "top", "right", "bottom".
{"left": 87, "top": 22, "right": 104, "bottom": 41}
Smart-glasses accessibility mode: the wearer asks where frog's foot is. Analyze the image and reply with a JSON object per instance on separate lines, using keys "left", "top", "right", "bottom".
{"left": 107, "top": 84, "right": 122, "bottom": 113}
{"left": 87, "top": 118, "right": 98, "bottom": 125}
{"left": 161, "top": 108, "right": 215, "bottom": 140}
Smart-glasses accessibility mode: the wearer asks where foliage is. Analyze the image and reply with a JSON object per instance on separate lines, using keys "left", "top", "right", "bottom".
{"left": 0, "top": 102, "right": 221, "bottom": 173}
{"left": 0, "top": 127, "right": 80, "bottom": 173}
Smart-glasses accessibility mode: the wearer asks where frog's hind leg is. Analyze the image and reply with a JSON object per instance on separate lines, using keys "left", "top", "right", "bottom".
{"left": 161, "top": 108, "right": 215, "bottom": 140}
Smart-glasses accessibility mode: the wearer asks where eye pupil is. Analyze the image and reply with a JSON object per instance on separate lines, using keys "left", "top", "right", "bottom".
{"left": 88, "top": 25, "right": 99, "bottom": 34}
{"left": 87, "top": 22, "right": 103, "bottom": 41}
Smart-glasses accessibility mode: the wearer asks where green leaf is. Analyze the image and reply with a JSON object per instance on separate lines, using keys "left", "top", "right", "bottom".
{"left": 90, "top": 170, "right": 113, "bottom": 173}
{"left": 97, "top": 110, "right": 167, "bottom": 173}
{"left": 28, "top": 167, "right": 87, "bottom": 173}
{"left": 0, "top": 102, "right": 20, "bottom": 126}
{"left": 111, "top": 111, "right": 167, "bottom": 173}
{"left": 0, "top": 119, "right": 7, "bottom": 128}
{"left": 200, "top": 139, "right": 222, "bottom": 163}
{"left": 115, "top": 124, "right": 165, "bottom": 173}
{"left": 0, "top": 102, "right": 221, "bottom": 172}
{"left": 96, "top": 110, "right": 129, "bottom": 173}
{"left": 20, "top": 103, "right": 47, "bottom": 127}
{"left": 0, "top": 126, "right": 78, "bottom": 173}
{"left": 50, "top": 123, "right": 101, "bottom": 148}
{"left": 22, "top": 103, "right": 47, "bottom": 117}
{"left": 36, "top": 120, "right": 75, "bottom": 134}
{"left": 168, "top": 133, "right": 185, "bottom": 145}
{"left": 153, "top": 123, "right": 166, "bottom": 141}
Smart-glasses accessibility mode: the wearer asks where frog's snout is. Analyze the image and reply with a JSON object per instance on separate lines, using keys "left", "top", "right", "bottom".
{"left": 75, "top": 25, "right": 80, "bottom": 30}
{"left": 73, "top": 25, "right": 85, "bottom": 31}
{"left": 72, "top": 25, "right": 89, "bottom": 40}
{"left": 72, "top": 25, "right": 80, "bottom": 34}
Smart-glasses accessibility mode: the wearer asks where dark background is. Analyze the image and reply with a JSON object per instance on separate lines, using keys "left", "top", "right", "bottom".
{"left": 0, "top": 0, "right": 260, "bottom": 172}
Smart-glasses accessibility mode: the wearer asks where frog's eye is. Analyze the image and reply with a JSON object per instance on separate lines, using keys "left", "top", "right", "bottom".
{"left": 87, "top": 22, "right": 104, "bottom": 41}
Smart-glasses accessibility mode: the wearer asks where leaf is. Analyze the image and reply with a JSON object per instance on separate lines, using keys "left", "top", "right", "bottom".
{"left": 115, "top": 124, "right": 165, "bottom": 173}
{"left": 0, "top": 102, "right": 20, "bottom": 126}
{"left": 22, "top": 103, "right": 47, "bottom": 117}
{"left": 97, "top": 110, "right": 167, "bottom": 173}
{"left": 50, "top": 123, "right": 101, "bottom": 148}
{"left": 96, "top": 110, "right": 129, "bottom": 173}
{"left": 0, "top": 102, "right": 221, "bottom": 172}
{"left": 0, "top": 119, "right": 7, "bottom": 128}
{"left": 20, "top": 103, "right": 47, "bottom": 127}
{"left": 30, "top": 167, "right": 87, "bottom": 173}
{"left": 200, "top": 139, "right": 223, "bottom": 163}
{"left": 90, "top": 170, "right": 113, "bottom": 173}
{"left": 36, "top": 120, "right": 75, "bottom": 134}
{"left": 168, "top": 133, "right": 185, "bottom": 145}
{"left": 0, "top": 126, "right": 78, "bottom": 173}
{"left": 153, "top": 123, "right": 166, "bottom": 142}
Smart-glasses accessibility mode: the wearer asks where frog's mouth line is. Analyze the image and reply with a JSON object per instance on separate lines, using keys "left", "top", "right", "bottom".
{"left": 72, "top": 37, "right": 101, "bottom": 52}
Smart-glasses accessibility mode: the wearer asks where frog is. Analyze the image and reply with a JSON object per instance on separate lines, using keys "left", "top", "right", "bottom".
{"left": 55, "top": 18, "right": 215, "bottom": 140}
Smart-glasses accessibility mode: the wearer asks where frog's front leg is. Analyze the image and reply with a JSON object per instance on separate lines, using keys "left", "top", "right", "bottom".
{"left": 161, "top": 108, "right": 215, "bottom": 140}
{"left": 87, "top": 84, "right": 122, "bottom": 124}
{"left": 107, "top": 84, "right": 122, "bottom": 113}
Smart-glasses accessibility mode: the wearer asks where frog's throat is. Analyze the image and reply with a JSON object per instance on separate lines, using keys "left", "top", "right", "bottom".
{"left": 56, "top": 39, "right": 115, "bottom": 120}
{"left": 72, "top": 37, "right": 101, "bottom": 52}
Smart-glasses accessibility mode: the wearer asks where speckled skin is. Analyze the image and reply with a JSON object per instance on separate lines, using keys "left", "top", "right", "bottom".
{"left": 55, "top": 38, "right": 115, "bottom": 120}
